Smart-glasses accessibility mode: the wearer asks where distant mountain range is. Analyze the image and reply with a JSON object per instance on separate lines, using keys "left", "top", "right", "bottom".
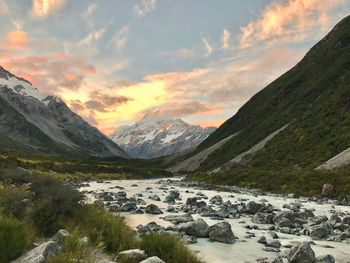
{"left": 0, "top": 66, "right": 128, "bottom": 158}
{"left": 170, "top": 15, "right": 350, "bottom": 172}
{"left": 111, "top": 111, "right": 216, "bottom": 159}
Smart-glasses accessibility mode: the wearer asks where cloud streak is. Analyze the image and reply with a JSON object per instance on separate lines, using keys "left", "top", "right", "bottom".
{"left": 221, "top": 29, "right": 231, "bottom": 49}
{"left": 134, "top": 0, "right": 157, "bottom": 17}
{"left": 32, "top": 0, "right": 66, "bottom": 17}
{"left": 202, "top": 37, "right": 213, "bottom": 57}
{"left": 112, "top": 26, "right": 129, "bottom": 50}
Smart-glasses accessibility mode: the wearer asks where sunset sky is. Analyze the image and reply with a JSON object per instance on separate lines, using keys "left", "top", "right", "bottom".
{"left": 0, "top": 0, "right": 349, "bottom": 134}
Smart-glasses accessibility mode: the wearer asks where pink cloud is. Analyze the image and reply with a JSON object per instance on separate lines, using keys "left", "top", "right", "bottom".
{"left": 240, "top": 0, "right": 347, "bottom": 48}
{"left": 0, "top": 53, "right": 96, "bottom": 93}
{"left": 7, "top": 31, "right": 28, "bottom": 49}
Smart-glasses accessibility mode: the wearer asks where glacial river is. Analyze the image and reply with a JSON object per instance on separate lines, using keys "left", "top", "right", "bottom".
{"left": 79, "top": 178, "right": 350, "bottom": 263}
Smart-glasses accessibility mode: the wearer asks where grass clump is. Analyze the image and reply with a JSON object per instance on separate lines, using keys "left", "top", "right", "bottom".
{"left": 0, "top": 213, "right": 35, "bottom": 263}
{"left": 139, "top": 232, "right": 203, "bottom": 263}
{"left": 47, "top": 232, "right": 96, "bottom": 263}
{"left": 73, "top": 204, "right": 136, "bottom": 253}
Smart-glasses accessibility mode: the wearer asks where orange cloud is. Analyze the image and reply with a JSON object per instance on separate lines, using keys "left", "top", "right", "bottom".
{"left": 32, "top": 0, "right": 66, "bottom": 17}
{"left": 240, "top": 0, "right": 347, "bottom": 48}
{"left": 7, "top": 31, "right": 28, "bottom": 49}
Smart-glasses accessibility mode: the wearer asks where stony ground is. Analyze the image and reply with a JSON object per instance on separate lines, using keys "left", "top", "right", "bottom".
{"left": 79, "top": 177, "right": 350, "bottom": 263}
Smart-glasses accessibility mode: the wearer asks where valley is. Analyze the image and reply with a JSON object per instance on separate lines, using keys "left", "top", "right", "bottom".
{"left": 0, "top": 2, "right": 350, "bottom": 263}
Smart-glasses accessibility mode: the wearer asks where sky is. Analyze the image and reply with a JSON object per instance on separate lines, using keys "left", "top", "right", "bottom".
{"left": 0, "top": 0, "right": 350, "bottom": 135}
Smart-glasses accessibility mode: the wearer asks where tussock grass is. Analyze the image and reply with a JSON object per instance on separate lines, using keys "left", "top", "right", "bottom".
{"left": 139, "top": 232, "right": 203, "bottom": 263}
{"left": 72, "top": 204, "right": 137, "bottom": 253}
{"left": 47, "top": 231, "right": 96, "bottom": 263}
{"left": 0, "top": 213, "right": 36, "bottom": 263}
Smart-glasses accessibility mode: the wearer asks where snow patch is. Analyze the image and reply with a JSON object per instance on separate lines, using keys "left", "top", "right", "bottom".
{"left": 0, "top": 76, "right": 52, "bottom": 105}
{"left": 162, "top": 131, "right": 184, "bottom": 143}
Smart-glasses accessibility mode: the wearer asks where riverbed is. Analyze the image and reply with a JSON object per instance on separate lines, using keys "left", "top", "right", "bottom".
{"left": 79, "top": 177, "right": 350, "bottom": 263}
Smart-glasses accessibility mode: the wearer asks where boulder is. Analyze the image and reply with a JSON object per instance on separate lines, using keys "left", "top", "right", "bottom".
{"left": 182, "top": 235, "right": 197, "bottom": 244}
{"left": 186, "top": 197, "right": 198, "bottom": 206}
{"left": 179, "top": 218, "right": 209, "bottom": 237}
{"left": 252, "top": 212, "right": 273, "bottom": 224}
{"left": 316, "top": 255, "right": 335, "bottom": 263}
{"left": 272, "top": 256, "right": 287, "bottom": 263}
{"left": 342, "top": 216, "right": 350, "bottom": 225}
{"left": 121, "top": 202, "right": 137, "bottom": 212}
{"left": 258, "top": 235, "right": 267, "bottom": 244}
{"left": 163, "top": 214, "right": 193, "bottom": 224}
{"left": 266, "top": 240, "right": 281, "bottom": 248}
{"left": 329, "top": 214, "right": 341, "bottom": 225}
{"left": 164, "top": 196, "right": 175, "bottom": 204}
{"left": 149, "top": 195, "right": 161, "bottom": 201}
{"left": 246, "top": 201, "right": 263, "bottom": 214}
{"left": 115, "top": 191, "right": 127, "bottom": 199}
{"left": 116, "top": 249, "right": 147, "bottom": 262}
{"left": 310, "top": 223, "right": 332, "bottom": 239}
{"left": 11, "top": 241, "right": 59, "bottom": 263}
{"left": 209, "top": 195, "right": 223, "bottom": 204}
{"left": 137, "top": 222, "right": 164, "bottom": 233}
{"left": 322, "top": 184, "right": 334, "bottom": 197}
{"left": 277, "top": 218, "right": 293, "bottom": 228}
{"left": 208, "top": 221, "right": 236, "bottom": 244}
{"left": 273, "top": 212, "right": 295, "bottom": 225}
{"left": 51, "top": 229, "right": 70, "bottom": 242}
{"left": 145, "top": 204, "right": 163, "bottom": 215}
{"left": 140, "top": 256, "right": 165, "bottom": 263}
{"left": 169, "top": 190, "right": 180, "bottom": 199}
{"left": 286, "top": 242, "right": 316, "bottom": 263}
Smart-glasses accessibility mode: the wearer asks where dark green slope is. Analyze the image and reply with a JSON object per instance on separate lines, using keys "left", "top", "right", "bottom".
{"left": 191, "top": 15, "right": 350, "bottom": 171}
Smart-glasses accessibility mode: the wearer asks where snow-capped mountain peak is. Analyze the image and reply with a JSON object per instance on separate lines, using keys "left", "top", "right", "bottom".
{"left": 110, "top": 116, "right": 216, "bottom": 159}
{"left": 0, "top": 66, "right": 53, "bottom": 105}
{"left": 0, "top": 65, "right": 128, "bottom": 158}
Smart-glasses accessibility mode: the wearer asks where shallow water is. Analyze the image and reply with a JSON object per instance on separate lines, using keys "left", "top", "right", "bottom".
{"left": 79, "top": 178, "right": 350, "bottom": 263}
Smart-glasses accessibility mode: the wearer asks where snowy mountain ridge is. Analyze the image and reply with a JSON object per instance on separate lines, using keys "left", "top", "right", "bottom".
{"left": 111, "top": 117, "right": 216, "bottom": 159}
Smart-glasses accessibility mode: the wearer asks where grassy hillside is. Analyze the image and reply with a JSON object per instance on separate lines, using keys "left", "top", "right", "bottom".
{"left": 182, "top": 15, "right": 350, "bottom": 171}
{"left": 0, "top": 151, "right": 171, "bottom": 180}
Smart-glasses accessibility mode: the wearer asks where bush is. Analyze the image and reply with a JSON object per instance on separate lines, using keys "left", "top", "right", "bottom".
{"left": 139, "top": 233, "right": 203, "bottom": 263}
{"left": 0, "top": 214, "right": 35, "bottom": 263}
{"left": 15, "top": 173, "right": 83, "bottom": 235}
{"left": 73, "top": 204, "right": 136, "bottom": 253}
{"left": 0, "top": 183, "right": 33, "bottom": 219}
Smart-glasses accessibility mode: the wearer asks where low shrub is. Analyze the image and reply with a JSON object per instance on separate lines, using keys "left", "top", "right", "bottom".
{"left": 0, "top": 214, "right": 35, "bottom": 263}
{"left": 139, "top": 232, "right": 203, "bottom": 263}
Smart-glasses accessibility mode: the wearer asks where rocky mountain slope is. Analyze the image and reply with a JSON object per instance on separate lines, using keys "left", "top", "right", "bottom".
{"left": 0, "top": 66, "right": 128, "bottom": 158}
{"left": 171, "top": 15, "right": 350, "bottom": 172}
{"left": 111, "top": 113, "right": 215, "bottom": 159}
